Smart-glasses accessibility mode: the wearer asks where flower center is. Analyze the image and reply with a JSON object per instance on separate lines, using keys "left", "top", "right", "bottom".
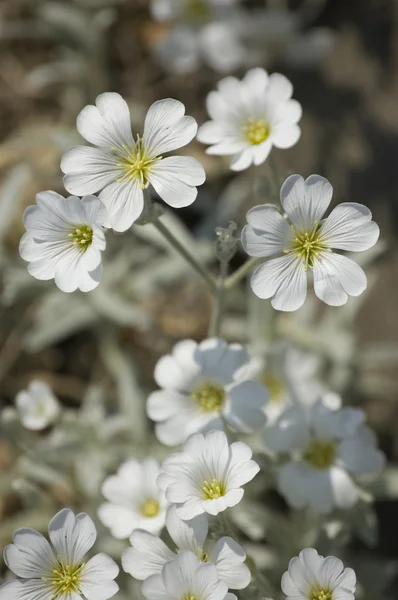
{"left": 310, "top": 588, "right": 333, "bottom": 600}
{"left": 287, "top": 223, "right": 328, "bottom": 270}
{"left": 261, "top": 374, "right": 285, "bottom": 403}
{"left": 68, "top": 225, "right": 93, "bottom": 251}
{"left": 184, "top": 0, "right": 211, "bottom": 21}
{"left": 140, "top": 498, "right": 160, "bottom": 517}
{"left": 196, "top": 548, "right": 209, "bottom": 562}
{"left": 115, "top": 137, "right": 160, "bottom": 188}
{"left": 192, "top": 384, "right": 225, "bottom": 412}
{"left": 304, "top": 440, "right": 335, "bottom": 469}
{"left": 43, "top": 562, "right": 84, "bottom": 597}
{"left": 202, "top": 478, "right": 225, "bottom": 500}
{"left": 243, "top": 118, "right": 270, "bottom": 145}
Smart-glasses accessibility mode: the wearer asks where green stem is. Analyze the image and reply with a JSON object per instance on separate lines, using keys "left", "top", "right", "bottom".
{"left": 224, "top": 257, "right": 260, "bottom": 289}
{"left": 208, "top": 261, "right": 228, "bottom": 337}
{"left": 153, "top": 218, "right": 217, "bottom": 293}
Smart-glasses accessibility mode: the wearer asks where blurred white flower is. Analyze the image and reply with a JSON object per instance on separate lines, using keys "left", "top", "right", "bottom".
{"left": 61, "top": 93, "right": 205, "bottom": 232}
{"left": 141, "top": 551, "right": 236, "bottom": 600}
{"left": 0, "top": 508, "right": 119, "bottom": 600}
{"left": 153, "top": 21, "right": 252, "bottom": 75}
{"left": 98, "top": 457, "right": 167, "bottom": 539}
{"left": 15, "top": 380, "right": 60, "bottom": 431}
{"left": 157, "top": 430, "right": 260, "bottom": 519}
{"left": 241, "top": 174, "right": 380, "bottom": 311}
{"left": 147, "top": 338, "right": 269, "bottom": 446}
{"left": 19, "top": 192, "right": 106, "bottom": 293}
{"left": 238, "top": 343, "right": 333, "bottom": 424}
{"left": 281, "top": 548, "right": 356, "bottom": 600}
{"left": 266, "top": 399, "right": 385, "bottom": 513}
{"left": 122, "top": 504, "right": 251, "bottom": 589}
{"left": 197, "top": 68, "right": 301, "bottom": 171}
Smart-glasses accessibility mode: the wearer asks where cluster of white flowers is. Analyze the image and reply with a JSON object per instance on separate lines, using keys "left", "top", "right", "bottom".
{"left": 6, "top": 61, "right": 386, "bottom": 600}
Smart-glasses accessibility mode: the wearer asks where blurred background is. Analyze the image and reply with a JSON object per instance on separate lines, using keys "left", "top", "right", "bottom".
{"left": 0, "top": 0, "right": 398, "bottom": 598}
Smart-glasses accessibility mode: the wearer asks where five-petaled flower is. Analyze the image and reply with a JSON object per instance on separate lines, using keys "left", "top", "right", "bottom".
{"left": 15, "top": 380, "right": 60, "bottom": 431}
{"left": 241, "top": 174, "right": 380, "bottom": 311}
{"left": 265, "top": 398, "right": 385, "bottom": 513}
{"left": 147, "top": 338, "right": 269, "bottom": 446}
{"left": 19, "top": 192, "right": 106, "bottom": 293}
{"left": 281, "top": 548, "right": 356, "bottom": 600}
{"left": 0, "top": 508, "right": 119, "bottom": 600}
{"left": 197, "top": 68, "right": 301, "bottom": 171}
{"left": 98, "top": 458, "right": 168, "bottom": 539}
{"left": 61, "top": 93, "right": 205, "bottom": 232}
{"left": 157, "top": 430, "right": 260, "bottom": 519}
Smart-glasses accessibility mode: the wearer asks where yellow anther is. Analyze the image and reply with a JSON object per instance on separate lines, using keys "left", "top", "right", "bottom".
{"left": 202, "top": 478, "right": 225, "bottom": 500}
{"left": 192, "top": 384, "right": 225, "bottom": 412}
{"left": 68, "top": 225, "right": 93, "bottom": 251}
{"left": 140, "top": 498, "right": 160, "bottom": 518}
{"left": 304, "top": 440, "right": 335, "bottom": 469}
{"left": 243, "top": 118, "right": 270, "bottom": 145}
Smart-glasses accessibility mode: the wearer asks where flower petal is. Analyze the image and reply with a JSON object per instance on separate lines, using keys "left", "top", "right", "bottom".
{"left": 149, "top": 169, "right": 199, "bottom": 208}
{"left": 61, "top": 146, "right": 120, "bottom": 196}
{"left": 0, "top": 580, "right": 56, "bottom": 600}
{"left": 230, "top": 148, "right": 254, "bottom": 171}
{"left": 320, "top": 203, "right": 380, "bottom": 251}
{"left": 223, "top": 381, "right": 268, "bottom": 433}
{"left": 99, "top": 179, "right": 144, "bottom": 232}
{"left": 313, "top": 253, "right": 367, "bottom": 306}
{"left": 242, "top": 205, "right": 293, "bottom": 257}
{"left": 250, "top": 254, "right": 307, "bottom": 311}
{"left": 122, "top": 530, "right": 175, "bottom": 580}
{"left": 4, "top": 529, "right": 56, "bottom": 578}
{"left": 80, "top": 553, "right": 119, "bottom": 600}
{"left": 266, "top": 73, "right": 293, "bottom": 103}
{"left": 271, "top": 123, "right": 301, "bottom": 149}
{"left": 281, "top": 174, "right": 333, "bottom": 229}
{"left": 143, "top": 99, "right": 197, "bottom": 155}
{"left": 166, "top": 505, "right": 208, "bottom": 553}
{"left": 48, "top": 509, "right": 96, "bottom": 564}
{"left": 77, "top": 92, "right": 133, "bottom": 149}
{"left": 209, "top": 537, "right": 251, "bottom": 589}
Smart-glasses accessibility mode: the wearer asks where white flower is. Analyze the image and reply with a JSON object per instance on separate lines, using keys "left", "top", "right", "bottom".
{"left": 0, "top": 508, "right": 119, "bottom": 600}
{"left": 241, "top": 174, "right": 380, "bottom": 311}
{"left": 15, "top": 380, "right": 60, "bottom": 431}
{"left": 197, "top": 68, "right": 301, "bottom": 171}
{"left": 266, "top": 399, "right": 385, "bottom": 513}
{"left": 147, "top": 338, "right": 269, "bottom": 446}
{"left": 61, "top": 93, "right": 205, "bottom": 232}
{"left": 238, "top": 343, "right": 332, "bottom": 424}
{"left": 281, "top": 548, "right": 356, "bottom": 600}
{"left": 157, "top": 430, "right": 260, "bottom": 519}
{"left": 122, "top": 504, "right": 251, "bottom": 589}
{"left": 19, "top": 191, "right": 106, "bottom": 293}
{"left": 141, "top": 551, "right": 236, "bottom": 600}
{"left": 98, "top": 457, "right": 167, "bottom": 539}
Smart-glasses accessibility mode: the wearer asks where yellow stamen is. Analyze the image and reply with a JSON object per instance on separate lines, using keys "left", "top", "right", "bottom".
{"left": 202, "top": 478, "right": 225, "bottom": 500}
{"left": 67, "top": 225, "right": 93, "bottom": 251}
{"left": 114, "top": 136, "right": 160, "bottom": 188}
{"left": 310, "top": 588, "right": 333, "bottom": 600}
{"left": 285, "top": 222, "right": 328, "bottom": 270}
{"left": 243, "top": 118, "right": 270, "bottom": 145}
{"left": 304, "top": 440, "right": 335, "bottom": 469}
{"left": 261, "top": 374, "right": 285, "bottom": 403}
{"left": 140, "top": 498, "right": 160, "bottom": 518}
{"left": 43, "top": 561, "right": 84, "bottom": 598}
{"left": 192, "top": 384, "right": 225, "bottom": 412}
